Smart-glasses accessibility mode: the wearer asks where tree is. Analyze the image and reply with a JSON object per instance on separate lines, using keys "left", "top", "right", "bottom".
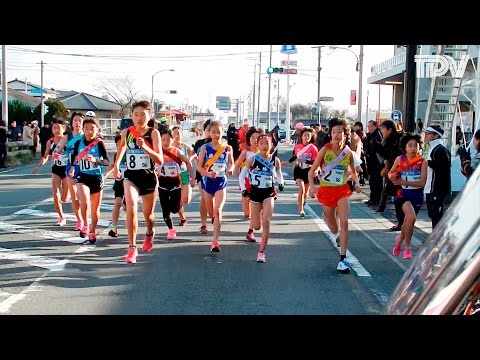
{"left": 94, "top": 76, "right": 139, "bottom": 118}
{"left": 272, "top": 95, "right": 286, "bottom": 112}
{"left": 33, "top": 99, "right": 69, "bottom": 126}
{"left": 8, "top": 100, "right": 33, "bottom": 125}
{"left": 290, "top": 103, "right": 311, "bottom": 120}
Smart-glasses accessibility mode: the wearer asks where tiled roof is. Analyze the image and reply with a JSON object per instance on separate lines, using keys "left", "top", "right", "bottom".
{"left": 60, "top": 92, "right": 121, "bottom": 111}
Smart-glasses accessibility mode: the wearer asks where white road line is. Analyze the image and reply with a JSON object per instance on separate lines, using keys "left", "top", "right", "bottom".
{"left": 0, "top": 221, "right": 86, "bottom": 244}
{"left": 303, "top": 203, "right": 371, "bottom": 277}
{"left": 349, "top": 221, "right": 408, "bottom": 272}
{"left": 0, "top": 163, "right": 36, "bottom": 175}
{"left": 12, "top": 208, "right": 111, "bottom": 227}
{"left": 0, "top": 278, "right": 43, "bottom": 314}
{"left": 0, "top": 247, "right": 68, "bottom": 271}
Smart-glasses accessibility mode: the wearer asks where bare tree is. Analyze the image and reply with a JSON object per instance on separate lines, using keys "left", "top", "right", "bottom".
{"left": 94, "top": 76, "right": 139, "bottom": 118}
{"left": 272, "top": 95, "right": 286, "bottom": 112}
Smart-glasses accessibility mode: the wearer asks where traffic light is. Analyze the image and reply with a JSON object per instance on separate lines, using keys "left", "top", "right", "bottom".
{"left": 266, "top": 67, "right": 285, "bottom": 74}
{"left": 166, "top": 90, "right": 177, "bottom": 94}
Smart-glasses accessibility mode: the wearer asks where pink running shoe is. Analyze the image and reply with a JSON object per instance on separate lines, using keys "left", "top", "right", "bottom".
{"left": 125, "top": 247, "right": 138, "bottom": 264}
{"left": 57, "top": 217, "right": 67, "bottom": 227}
{"left": 80, "top": 224, "right": 89, "bottom": 239}
{"left": 246, "top": 232, "right": 255, "bottom": 242}
{"left": 403, "top": 248, "right": 412, "bottom": 259}
{"left": 143, "top": 229, "right": 155, "bottom": 252}
{"left": 75, "top": 220, "right": 83, "bottom": 231}
{"left": 256, "top": 251, "right": 266, "bottom": 263}
{"left": 167, "top": 228, "right": 177, "bottom": 240}
{"left": 393, "top": 236, "right": 402, "bottom": 256}
{"left": 210, "top": 241, "right": 220, "bottom": 252}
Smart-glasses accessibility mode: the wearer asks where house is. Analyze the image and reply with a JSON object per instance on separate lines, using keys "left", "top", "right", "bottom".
{"left": 0, "top": 88, "right": 41, "bottom": 109}
{"left": 8, "top": 79, "right": 58, "bottom": 100}
{"left": 57, "top": 91, "right": 122, "bottom": 134}
{"left": 157, "top": 109, "right": 189, "bottom": 125}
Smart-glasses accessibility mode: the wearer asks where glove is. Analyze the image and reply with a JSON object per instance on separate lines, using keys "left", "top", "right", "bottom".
{"left": 241, "top": 190, "right": 250, "bottom": 197}
{"left": 278, "top": 184, "right": 284, "bottom": 192}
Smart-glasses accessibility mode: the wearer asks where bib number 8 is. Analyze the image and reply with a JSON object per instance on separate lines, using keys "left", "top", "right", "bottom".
{"left": 129, "top": 155, "right": 136, "bottom": 169}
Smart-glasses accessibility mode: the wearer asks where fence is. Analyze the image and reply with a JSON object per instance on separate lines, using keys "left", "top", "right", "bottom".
{"left": 7, "top": 141, "right": 31, "bottom": 156}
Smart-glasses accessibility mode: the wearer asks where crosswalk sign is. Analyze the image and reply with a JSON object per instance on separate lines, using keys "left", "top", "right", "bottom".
{"left": 391, "top": 110, "right": 402, "bottom": 122}
{"left": 281, "top": 45, "right": 297, "bottom": 54}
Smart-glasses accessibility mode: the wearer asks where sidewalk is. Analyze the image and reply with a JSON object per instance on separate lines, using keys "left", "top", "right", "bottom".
{"left": 358, "top": 183, "right": 432, "bottom": 242}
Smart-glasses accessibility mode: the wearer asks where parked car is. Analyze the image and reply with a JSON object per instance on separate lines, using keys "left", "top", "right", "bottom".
{"left": 385, "top": 166, "right": 480, "bottom": 315}
{"left": 119, "top": 117, "right": 133, "bottom": 131}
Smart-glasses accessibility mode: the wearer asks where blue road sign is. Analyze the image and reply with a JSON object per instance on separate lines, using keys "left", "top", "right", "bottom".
{"left": 391, "top": 110, "right": 402, "bottom": 121}
{"left": 281, "top": 45, "right": 297, "bottom": 54}
{"left": 30, "top": 88, "right": 45, "bottom": 94}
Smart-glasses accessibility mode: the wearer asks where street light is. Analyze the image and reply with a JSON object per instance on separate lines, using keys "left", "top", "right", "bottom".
{"left": 151, "top": 69, "right": 175, "bottom": 110}
{"left": 329, "top": 45, "right": 364, "bottom": 125}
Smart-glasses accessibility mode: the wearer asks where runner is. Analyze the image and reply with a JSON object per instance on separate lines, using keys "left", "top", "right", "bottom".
{"left": 157, "top": 128, "right": 195, "bottom": 239}
{"left": 197, "top": 121, "right": 234, "bottom": 252}
{"left": 69, "top": 117, "right": 110, "bottom": 244}
{"left": 113, "top": 100, "right": 163, "bottom": 264}
{"left": 193, "top": 119, "right": 212, "bottom": 235}
{"left": 171, "top": 126, "right": 196, "bottom": 226}
{"left": 284, "top": 128, "right": 318, "bottom": 217}
{"left": 32, "top": 118, "right": 69, "bottom": 226}
{"left": 53, "top": 112, "right": 85, "bottom": 232}
{"left": 388, "top": 133, "right": 427, "bottom": 259}
{"left": 234, "top": 127, "right": 261, "bottom": 220}
{"left": 103, "top": 134, "right": 127, "bottom": 237}
{"left": 239, "top": 134, "right": 285, "bottom": 262}
{"left": 308, "top": 118, "right": 361, "bottom": 274}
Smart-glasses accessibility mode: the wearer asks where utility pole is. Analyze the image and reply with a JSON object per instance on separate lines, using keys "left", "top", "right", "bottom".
{"left": 257, "top": 51, "right": 262, "bottom": 127}
{"left": 252, "top": 64, "right": 256, "bottom": 126}
{"left": 40, "top": 60, "right": 44, "bottom": 127}
{"left": 317, "top": 47, "right": 322, "bottom": 122}
{"left": 267, "top": 45, "right": 273, "bottom": 131}
{"left": 286, "top": 53, "right": 291, "bottom": 143}
{"left": 1, "top": 46, "right": 8, "bottom": 123}
{"left": 276, "top": 79, "right": 280, "bottom": 127}
{"left": 358, "top": 45, "right": 364, "bottom": 127}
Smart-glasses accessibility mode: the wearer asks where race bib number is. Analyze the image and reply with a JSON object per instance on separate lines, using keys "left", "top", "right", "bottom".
{"left": 403, "top": 174, "right": 421, "bottom": 189}
{"left": 119, "top": 163, "right": 127, "bottom": 179}
{"left": 323, "top": 168, "right": 344, "bottom": 185}
{"left": 54, "top": 154, "right": 68, "bottom": 167}
{"left": 126, "top": 149, "right": 150, "bottom": 170}
{"left": 251, "top": 171, "right": 272, "bottom": 189}
{"left": 79, "top": 159, "right": 99, "bottom": 172}
{"left": 211, "top": 162, "right": 226, "bottom": 176}
{"left": 160, "top": 164, "right": 178, "bottom": 177}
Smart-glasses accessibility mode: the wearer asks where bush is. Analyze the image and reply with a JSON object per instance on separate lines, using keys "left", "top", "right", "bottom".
{"left": 5, "top": 152, "right": 35, "bottom": 167}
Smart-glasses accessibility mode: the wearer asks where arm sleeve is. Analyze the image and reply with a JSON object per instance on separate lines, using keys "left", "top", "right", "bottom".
{"left": 71, "top": 139, "right": 80, "bottom": 161}
{"left": 97, "top": 141, "right": 110, "bottom": 166}
{"left": 239, "top": 166, "right": 249, "bottom": 191}
{"left": 276, "top": 168, "right": 284, "bottom": 186}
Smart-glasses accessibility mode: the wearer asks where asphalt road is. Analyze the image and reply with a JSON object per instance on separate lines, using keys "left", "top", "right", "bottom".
{"left": 0, "top": 133, "right": 429, "bottom": 314}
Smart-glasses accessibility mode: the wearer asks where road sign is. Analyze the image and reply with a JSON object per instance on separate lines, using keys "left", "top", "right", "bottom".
{"left": 281, "top": 45, "right": 297, "bottom": 55}
{"left": 281, "top": 60, "right": 297, "bottom": 67}
{"left": 391, "top": 110, "right": 402, "bottom": 121}
{"left": 319, "top": 96, "right": 334, "bottom": 102}
{"left": 30, "top": 88, "right": 45, "bottom": 94}
{"left": 283, "top": 68, "right": 297, "bottom": 75}
{"left": 216, "top": 96, "right": 231, "bottom": 111}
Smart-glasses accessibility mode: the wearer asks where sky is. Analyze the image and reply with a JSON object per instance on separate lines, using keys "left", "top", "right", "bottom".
{"left": 1, "top": 45, "right": 395, "bottom": 117}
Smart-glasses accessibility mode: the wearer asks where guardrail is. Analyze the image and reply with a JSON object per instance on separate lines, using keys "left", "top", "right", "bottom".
{"left": 7, "top": 141, "right": 31, "bottom": 156}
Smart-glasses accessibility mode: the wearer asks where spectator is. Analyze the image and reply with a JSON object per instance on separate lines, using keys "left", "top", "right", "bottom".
{"left": 455, "top": 126, "right": 464, "bottom": 146}
{"left": 424, "top": 125, "right": 451, "bottom": 229}
{"left": 365, "top": 120, "right": 383, "bottom": 208}
{"left": 416, "top": 118, "right": 423, "bottom": 133}
{"left": 237, "top": 120, "right": 249, "bottom": 151}
{"left": 30, "top": 120, "right": 40, "bottom": 155}
{"left": 39, "top": 121, "right": 52, "bottom": 156}
{"left": 227, "top": 121, "right": 240, "bottom": 160}
{"left": 8, "top": 120, "right": 21, "bottom": 141}
{"left": 0, "top": 120, "right": 8, "bottom": 168}
{"left": 459, "top": 129, "right": 480, "bottom": 179}
{"left": 315, "top": 123, "right": 329, "bottom": 150}
{"left": 22, "top": 121, "right": 33, "bottom": 148}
